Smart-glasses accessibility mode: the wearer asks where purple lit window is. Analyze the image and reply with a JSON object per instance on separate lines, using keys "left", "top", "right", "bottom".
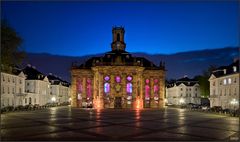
{"left": 146, "top": 79, "right": 150, "bottom": 84}
{"left": 104, "top": 76, "right": 110, "bottom": 81}
{"left": 86, "top": 79, "right": 91, "bottom": 98}
{"left": 154, "top": 85, "right": 159, "bottom": 93}
{"left": 104, "top": 82, "right": 110, "bottom": 93}
{"left": 127, "top": 76, "right": 132, "bottom": 81}
{"left": 77, "top": 79, "right": 82, "bottom": 93}
{"left": 145, "top": 85, "right": 150, "bottom": 98}
{"left": 154, "top": 79, "right": 158, "bottom": 83}
{"left": 115, "top": 76, "right": 121, "bottom": 83}
{"left": 126, "top": 83, "right": 133, "bottom": 93}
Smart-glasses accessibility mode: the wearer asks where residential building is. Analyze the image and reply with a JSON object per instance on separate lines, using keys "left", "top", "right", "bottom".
{"left": 209, "top": 59, "right": 239, "bottom": 109}
{"left": 22, "top": 65, "right": 51, "bottom": 106}
{"left": 166, "top": 76, "right": 201, "bottom": 105}
{"left": 47, "top": 73, "right": 71, "bottom": 104}
{"left": 1, "top": 67, "right": 26, "bottom": 107}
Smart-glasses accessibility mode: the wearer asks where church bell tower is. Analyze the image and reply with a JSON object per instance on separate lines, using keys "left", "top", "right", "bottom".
{"left": 111, "top": 26, "right": 126, "bottom": 51}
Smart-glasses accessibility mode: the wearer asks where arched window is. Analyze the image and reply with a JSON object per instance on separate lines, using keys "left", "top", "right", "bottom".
{"left": 86, "top": 78, "right": 92, "bottom": 98}
{"left": 104, "top": 76, "right": 110, "bottom": 94}
{"left": 153, "top": 79, "right": 159, "bottom": 101}
{"left": 77, "top": 78, "right": 82, "bottom": 93}
{"left": 117, "top": 33, "right": 120, "bottom": 41}
{"left": 127, "top": 83, "right": 132, "bottom": 93}
{"left": 104, "top": 83, "right": 110, "bottom": 93}
{"left": 145, "top": 79, "right": 150, "bottom": 100}
{"left": 126, "top": 76, "right": 133, "bottom": 94}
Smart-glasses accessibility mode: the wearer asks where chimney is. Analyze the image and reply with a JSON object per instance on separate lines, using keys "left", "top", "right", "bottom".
{"left": 233, "top": 66, "right": 237, "bottom": 72}
{"left": 223, "top": 69, "right": 227, "bottom": 74}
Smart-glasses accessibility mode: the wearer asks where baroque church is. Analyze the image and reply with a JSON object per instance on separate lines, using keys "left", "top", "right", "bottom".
{"left": 71, "top": 27, "right": 166, "bottom": 109}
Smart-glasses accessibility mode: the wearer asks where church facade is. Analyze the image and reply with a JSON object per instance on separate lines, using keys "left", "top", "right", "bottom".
{"left": 71, "top": 27, "right": 166, "bottom": 109}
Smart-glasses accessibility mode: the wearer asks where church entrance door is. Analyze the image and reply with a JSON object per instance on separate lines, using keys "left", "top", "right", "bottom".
{"left": 114, "top": 97, "right": 122, "bottom": 108}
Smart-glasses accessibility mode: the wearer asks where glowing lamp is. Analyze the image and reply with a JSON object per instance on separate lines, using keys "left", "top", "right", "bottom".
{"left": 51, "top": 97, "right": 56, "bottom": 102}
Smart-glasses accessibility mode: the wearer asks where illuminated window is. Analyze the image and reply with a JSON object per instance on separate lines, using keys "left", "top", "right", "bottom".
{"left": 115, "top": 76, "right": 121, "bottom": 83}
{"left": 86, "top": 78, "right": 92, "bottom": 98}
{"left": 127, "top": 76, "right": 132, "bottom": 81}
{"left": 127, "top": 83, "right": 132, "bottom": 93}
{"left": 104, "top": 83, "right": 110, "bottom": 93}
{"left": 126, "top": 76, "right": 133, "bottom": 94}
{"left": 104, "top": 76, "right": 110, "bottom": 81}
{"left": 77, "top": 79, "right": 82, "bottom": 93}
{"left": 228, "top": 78, "right": 232, "bottom": 84}
{"left": 223, "top": 79, "right": 227, "bottom": 85}
{"left": 145, "top": 79, "right": 150, "bottom": 99}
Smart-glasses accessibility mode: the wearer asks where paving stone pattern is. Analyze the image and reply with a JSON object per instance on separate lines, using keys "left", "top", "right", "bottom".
{"left": 1, "top": 106, "right": 239, "bottom": 141}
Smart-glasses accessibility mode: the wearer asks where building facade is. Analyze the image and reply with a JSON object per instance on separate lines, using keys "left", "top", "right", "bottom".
{"left": 209, "top": 59, "right": 239, "bottom": 109}
{"left": 1, "top": 68, "right": 26, "bottom": 107}
{"left": 1, "top": 64, "right": 71, "bottom": 108}
{"left": 71, "top": 27, "right": 166, "bottom": 109}
{"left": 48, "top": 73, "right": 71, "bottom": 104}
{"left": 166, "top": 77, "right": 201, "bottom": 105}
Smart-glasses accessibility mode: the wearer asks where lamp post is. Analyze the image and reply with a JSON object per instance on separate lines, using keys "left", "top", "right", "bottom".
{"left": 230, "top": 99, "right": 238, "bottom": 116}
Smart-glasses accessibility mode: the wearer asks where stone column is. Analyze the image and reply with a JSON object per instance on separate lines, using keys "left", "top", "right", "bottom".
{"left": 98, "top": 72, "right": 104, "bottom": 108}
{"left": 159, "top": 78, "right": 165, "bottom": 108}
{"left": 71, "top": 74, "right": 77, "bottom": 107}
{"left": 150, "top": 78, "right": 156, "bottom": 108}
{"left": 120, "top": 73, "right": 125, "bottom": 108}
{"left": 82, "top": 77, "right": 86, "bottom": 105}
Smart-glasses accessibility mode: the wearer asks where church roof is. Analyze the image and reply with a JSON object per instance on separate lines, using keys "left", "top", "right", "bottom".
{"left": 72, "top": 50, "right": 164, "bottom": 70}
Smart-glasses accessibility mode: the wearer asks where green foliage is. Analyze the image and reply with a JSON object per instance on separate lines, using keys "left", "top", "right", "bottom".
{"left": 1, "top": 19, "right": 25, "bottom": 72}
{"left": 194, "top": 65, "right": 217, "bottom": 98}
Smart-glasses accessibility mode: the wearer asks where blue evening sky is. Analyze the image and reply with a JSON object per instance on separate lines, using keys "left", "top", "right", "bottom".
{"left": 1, "top": 1, "right": 239, "bottom": 56}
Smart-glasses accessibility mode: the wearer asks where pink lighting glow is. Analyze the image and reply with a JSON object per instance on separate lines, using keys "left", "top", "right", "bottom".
{"left": 86, "top": 78, "right": 92, "bottom": 98}
{"left": 115, "top": 76, "right": 121, "bottom": 83}
{"left": 104, "top": 76, "right": 110, "bottom": 81}
{"left": 77, "top": 79, "right": 82, "bottom": 93}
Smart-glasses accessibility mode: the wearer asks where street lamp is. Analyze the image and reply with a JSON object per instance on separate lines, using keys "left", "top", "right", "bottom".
{"left": 230, "top": 98, "right": 238, "bottom": 116}
{"left": 179, "top": 98, "right": 185, "bottom": 108}
{"left": 51, "top": 97, "right": 56, "bottom": 102}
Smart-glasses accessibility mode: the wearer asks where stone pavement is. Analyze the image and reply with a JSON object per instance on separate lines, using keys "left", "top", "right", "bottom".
{"left": 1, "top": 106, "right": 239, "bottom": 141}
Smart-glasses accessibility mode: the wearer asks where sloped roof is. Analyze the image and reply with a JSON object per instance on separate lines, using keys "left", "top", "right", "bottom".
{"left": 47, "top": 74, "right": 70, "bottom": 87}
{"left": 212, "top": 59, "right": 239, "bottom": 78}
{"left": 72, "top": 50, "right": 165, "bottom": 70}
{"left": 167, "top": 77, "right": 199, "bottom": 88}
{"left": 22, "top": 66, "right": 46, "bottom": 80}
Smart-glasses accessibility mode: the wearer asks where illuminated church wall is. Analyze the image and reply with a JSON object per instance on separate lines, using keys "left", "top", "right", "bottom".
{"left": 71, "top": 27, "right": 165, "bottom": 109}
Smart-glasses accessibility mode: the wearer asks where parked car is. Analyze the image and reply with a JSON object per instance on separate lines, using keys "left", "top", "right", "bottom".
{"left": 210, "top": 106, "right": 222, "bottom": 113}
{"left": 201, "top": 105, "right": 210, "bottom": 111}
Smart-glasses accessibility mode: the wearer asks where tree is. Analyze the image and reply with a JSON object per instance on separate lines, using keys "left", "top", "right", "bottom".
{"left": 1, "top": 19, "right": 25, "bottom": 72}
{"left": 194, "top": 65, "right": 217, "bottom": 98}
